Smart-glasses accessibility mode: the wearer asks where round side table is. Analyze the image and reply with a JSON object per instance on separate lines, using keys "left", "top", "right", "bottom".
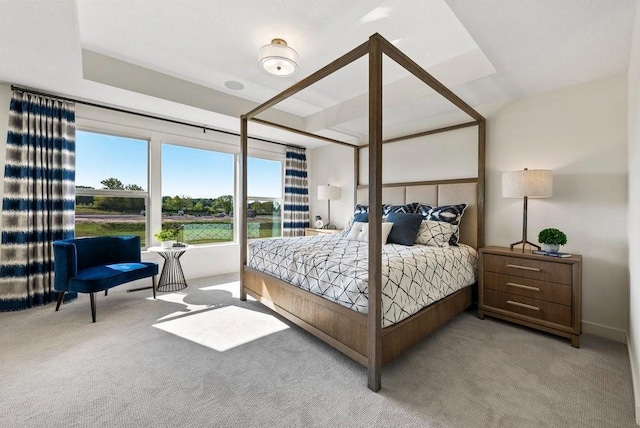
{"left": 148, "top": 245, "right": 192, "bottom": 292}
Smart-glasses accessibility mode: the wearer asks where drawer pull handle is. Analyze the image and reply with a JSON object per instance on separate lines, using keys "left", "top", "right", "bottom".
{"left": 506, "top": 264, "right": 540, "bottom": 272}
{"left": 506, "top": 300, "right": 540, "bottom": 311}
{"left": 506, "top": 282, "right": 541, "bottom": 292}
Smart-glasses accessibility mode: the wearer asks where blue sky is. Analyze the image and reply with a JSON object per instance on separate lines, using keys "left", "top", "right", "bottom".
{"left": 76, "top": 131, "right": 282, "bottom": 199}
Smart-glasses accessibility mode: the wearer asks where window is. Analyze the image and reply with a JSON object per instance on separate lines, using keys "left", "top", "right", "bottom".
{"left": 248, "top": 157, "right": 282, "bottom": 239}
{"left": 75, "top": 130, "right": 285, "bottom": 248}
{"left": 75, "top": 131, "right": 148, "bottom": 246}
{"left": 161, "top": 144, "right": 234, "bottom": 244}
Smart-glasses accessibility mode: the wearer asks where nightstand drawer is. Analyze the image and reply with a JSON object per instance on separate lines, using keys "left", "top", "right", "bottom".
{"left": 483, "top": 271, "right": 571, "bottom": 306}
{"left": 484, "top": 254, "right": 572, "bottom": 284}
{"left": 484, "top": 289, "right": 571, "bottom": 326}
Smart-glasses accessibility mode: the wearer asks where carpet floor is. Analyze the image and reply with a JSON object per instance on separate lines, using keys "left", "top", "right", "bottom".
{"left": 0, "top": 274, "right": 636, "bottom": 427}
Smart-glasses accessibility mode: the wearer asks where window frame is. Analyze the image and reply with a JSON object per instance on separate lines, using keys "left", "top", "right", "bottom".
{"left": 160, "top": 141, "right": 237, "bottom": 246}
{"left": 74, "top": 128, "right": 151, "bottom": 246}
{"left": 75, "top": 115, "right": 287, "bottom": 249}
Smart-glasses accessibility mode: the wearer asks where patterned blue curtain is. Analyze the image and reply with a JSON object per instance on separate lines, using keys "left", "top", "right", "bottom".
{"left": 0, "top": 90, "right": 76, "bottom": 311}
{"left": 283, "top": 147, "right": 309, "bottom": 237}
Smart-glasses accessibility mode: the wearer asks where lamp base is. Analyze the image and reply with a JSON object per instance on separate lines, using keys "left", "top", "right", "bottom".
{"left": 323, "top": 223, "right": 337, "bottom": 230}
{"left": 509, "top": 239, "right": 541, "bottom": 252}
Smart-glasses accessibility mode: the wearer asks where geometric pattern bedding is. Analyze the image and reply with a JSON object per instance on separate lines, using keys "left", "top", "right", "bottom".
{"left": 247, "top": 234, "right": 477, "bottom": 328}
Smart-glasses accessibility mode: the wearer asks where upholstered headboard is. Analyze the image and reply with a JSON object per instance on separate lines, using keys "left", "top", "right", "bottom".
{"left": 356, "top": 181, "right": 478, "bottom": 249}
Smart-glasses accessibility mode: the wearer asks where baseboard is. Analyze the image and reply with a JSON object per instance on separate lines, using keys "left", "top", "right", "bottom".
{"left": 626, "top": 332, "right": 640, "bottom": 425}
{"left": 582, "top": 320, "right": 627, "bottom": 343}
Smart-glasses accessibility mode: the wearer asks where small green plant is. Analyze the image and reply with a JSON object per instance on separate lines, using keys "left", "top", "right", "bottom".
{"left": 154, "top": 229, "right": 178, "bottom": 242}
{"left": 538, "top": 228, "right": 567, "bottom": 246}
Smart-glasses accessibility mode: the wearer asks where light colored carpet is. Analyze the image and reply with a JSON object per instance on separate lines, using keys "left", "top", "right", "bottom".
{"left": 0, "top": 274, "right": 636, "bottom": 427}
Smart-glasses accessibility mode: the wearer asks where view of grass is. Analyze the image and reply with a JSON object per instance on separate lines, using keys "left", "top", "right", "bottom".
{"left": 75, "top": 216, "right": 281, "bottom": 246}
{"left": 76, "top": 192, "right": 282, "bottom": 246}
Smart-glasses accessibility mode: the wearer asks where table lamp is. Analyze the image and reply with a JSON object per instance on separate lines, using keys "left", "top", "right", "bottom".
{"left": 502, "top": 168, "right": 553, "bottom": 251}
{"left": 317, "top": 184, "right": 340, "bottom": 229}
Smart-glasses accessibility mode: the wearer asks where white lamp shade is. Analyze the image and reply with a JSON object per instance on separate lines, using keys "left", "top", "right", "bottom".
{"left": 258, "top": 39, "right": 298, "bottom": 77}
{"left": 317, "top": 184, "right": 340, "bottom": 200}
{"left": 502, "top": 169, "right": 553, "bottom": 198}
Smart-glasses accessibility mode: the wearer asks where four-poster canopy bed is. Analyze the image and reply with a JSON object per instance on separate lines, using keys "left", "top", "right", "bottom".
{"left": 240, "top": 33, "right": 485, "bottom": 391}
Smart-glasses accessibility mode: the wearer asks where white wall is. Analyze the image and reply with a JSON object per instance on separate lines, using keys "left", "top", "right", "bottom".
{"left": 309, "top": 73, "right": 629, "bottom": 343}
{"left": 308, "top": 127, "right": 477, "bottom": 229}
{"left": 358, "top": 126, "right": 478, "bottom": 185}
{"left": 307, "top": 143, "right": 355, "bottom": 229}
{"left": 626, "top": 3, "right": 640, "bottom": 423}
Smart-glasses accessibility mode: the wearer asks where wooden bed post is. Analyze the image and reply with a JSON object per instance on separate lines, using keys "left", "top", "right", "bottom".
{"left": 240, "top": 116, "right": 248, "bottom": 301}
{"left": 354, "top": 146, "right": 359, "bottom": 204}
{"left": 477, "top": 119, "right": 486, "bottom": 248}
{"left": 367, "top": 34, "right": 383, "bottom": 392}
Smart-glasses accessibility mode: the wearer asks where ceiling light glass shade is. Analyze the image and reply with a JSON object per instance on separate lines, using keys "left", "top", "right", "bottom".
{"left": 258, "top": 38, "right": 298, "bottom": 77}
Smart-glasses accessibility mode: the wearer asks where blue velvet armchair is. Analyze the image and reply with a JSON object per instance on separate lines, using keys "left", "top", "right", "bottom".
{"left": 53, "top": 236, "right": 158, "bottom": 322}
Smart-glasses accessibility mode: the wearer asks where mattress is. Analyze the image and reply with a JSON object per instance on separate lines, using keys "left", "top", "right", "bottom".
{"left": 247, "top": 234, "right": 477, "bottom": 328}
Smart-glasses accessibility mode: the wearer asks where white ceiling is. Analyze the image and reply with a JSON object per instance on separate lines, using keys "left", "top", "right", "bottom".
{"left": 0, "top": 0, "right": 636, "bottom": 148}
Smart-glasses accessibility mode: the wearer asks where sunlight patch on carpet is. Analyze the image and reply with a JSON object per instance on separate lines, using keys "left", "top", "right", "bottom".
{"left": 152, "top": 306, "right": 289, "bottom": 351}
{"left": 147, "top": 292, "right": 213, "bottom": 321}
{"left": 199, "top": 281, "right": 243, "bottom": 299}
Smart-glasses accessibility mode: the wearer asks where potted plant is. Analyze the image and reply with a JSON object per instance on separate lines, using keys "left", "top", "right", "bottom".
{"left": 154, "top": 229, "right": 178, "bottom": 249}
{"left": 537, "top": 228, "right": 567, "bottom": 253}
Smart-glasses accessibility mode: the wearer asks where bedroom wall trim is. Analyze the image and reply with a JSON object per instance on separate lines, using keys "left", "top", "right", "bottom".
{"left": 627, "top": 332, "right": 640, "bottom": 423}
{"left": 583, "top": 321, "right": 627, "bottom": 343}
{"left": 240, "top": 33, "right": 485, "bottom": 392}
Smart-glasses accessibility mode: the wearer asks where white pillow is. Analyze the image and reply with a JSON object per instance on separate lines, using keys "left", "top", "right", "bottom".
{"left": 342, "top": 216, "right": 355, "bottom": 235}
{"left": 414, "top": 220, "right": 456, "bottom": 247}
{"left": 346, "top": 222, "right": 393, "bottom": 245}
{"left": 345, "top": 221, "right": 365, "bottom": 240}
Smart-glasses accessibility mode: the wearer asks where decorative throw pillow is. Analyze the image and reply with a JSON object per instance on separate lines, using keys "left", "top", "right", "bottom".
{"left": 342, "top": 216, "right": 355, "bottom": 235}
{"left": 353, "top": 212, "right": 369, "bottom": 223}
{"left": 386, "top": 212, "right": 424, "bottom": 246}
{"left": 407, "top": 202, "right": 421, "bottom": 213}
{"left": 414, "top": 220, "right": 456, "bottom": 247}
{"left": 346, "top": 221, "right": 366, "bottom": 240}
{"left": 382, "top": 204, "right": 415, "bottom": 219}
{"left": 346, "top": 221, "right": 393, "bottom": 245}
{"left": 415, "top": 203, "right": 467, "bottom": 245}
{"left": 342, "top": 210, "right": 369, "bottom": 236}
{"left": 354, "top": 204, "right": 369, "bottom": 215}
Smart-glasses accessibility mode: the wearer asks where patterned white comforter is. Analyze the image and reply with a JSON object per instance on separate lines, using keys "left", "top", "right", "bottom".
{"left": 247, "top": 234, "right": 477, "bottom": 328}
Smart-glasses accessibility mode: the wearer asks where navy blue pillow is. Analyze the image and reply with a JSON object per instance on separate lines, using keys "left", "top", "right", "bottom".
{"left": 353, "top": 213, "right": 369, "bottom": 223}
{"left": 386, "top": 213, "right": 424, "bottom": 246}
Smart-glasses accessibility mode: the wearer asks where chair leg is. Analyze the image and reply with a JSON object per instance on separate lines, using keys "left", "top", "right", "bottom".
{"left": 105, "top": 289, "right": 108, "bottom": 296}
{"left": 55, "top": 291, "right": 65, "bottom": 311}
{"left": 152, "top": 275, "right": 157, "bottom": 299}
{"left": 90, "top": 292, "right": 97, "bottom": 323}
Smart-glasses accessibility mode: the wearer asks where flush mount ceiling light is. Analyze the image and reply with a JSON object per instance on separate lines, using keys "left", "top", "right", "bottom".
{"left": 258, "top": 38, "right": 298, "bottom": 77}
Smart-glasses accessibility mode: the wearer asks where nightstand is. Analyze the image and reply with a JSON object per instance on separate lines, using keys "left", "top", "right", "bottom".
{"left": 304, "top": 228, "right": 341, "bottom": 237}
{"left": 478, "top": 246, "right": 582, "bottom": 347}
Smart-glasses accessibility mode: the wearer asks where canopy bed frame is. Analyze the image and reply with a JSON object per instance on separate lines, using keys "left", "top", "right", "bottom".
{"left": 240, "top": 33, "right": 485, "bottom": 391}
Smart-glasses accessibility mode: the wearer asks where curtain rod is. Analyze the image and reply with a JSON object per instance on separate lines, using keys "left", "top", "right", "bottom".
{"left": 10, "top": 84, "right": 304, "bottom": 150}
